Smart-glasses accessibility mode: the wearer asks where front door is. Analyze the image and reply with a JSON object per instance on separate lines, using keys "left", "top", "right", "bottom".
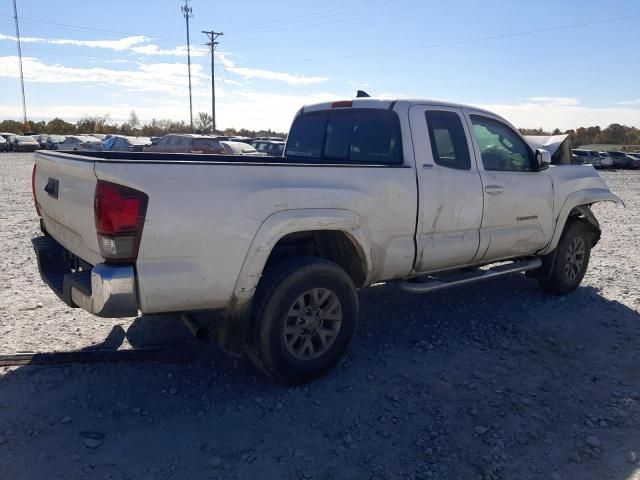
{"left": 409, "top": 105, "right": 484, "bottom": 273}
{"left": 464, "top": 111, "right": 554, "bottom": 261}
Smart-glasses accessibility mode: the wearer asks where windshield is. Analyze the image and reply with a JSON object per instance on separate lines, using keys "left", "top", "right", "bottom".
{"left": 17, "top": 136, "right": 36, "bottom": 142}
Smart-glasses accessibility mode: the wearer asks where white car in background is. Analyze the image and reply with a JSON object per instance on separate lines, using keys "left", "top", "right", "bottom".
{"left": 58, "top": 135, "right": 103, "bottom": 151}
{"left": 220, "top": 141, "right": 265, "bottom": 156}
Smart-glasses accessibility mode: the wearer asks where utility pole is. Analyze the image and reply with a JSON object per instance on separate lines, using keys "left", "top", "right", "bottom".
{"left": 181, "top": 0, "right": 194, "bottom": 131}
{"left": 202, "top": 30, "right": 223, "bottom": 134}
{"left": 12, "top": 0, "right": 27, "bottom": 128}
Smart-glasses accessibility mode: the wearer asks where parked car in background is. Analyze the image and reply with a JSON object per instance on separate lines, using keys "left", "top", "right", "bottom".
{"left": 254, "top": 136, "right": 285, "bottom": 142}
{"left": 35, "top": 134, "right": 50, "bottom": 149}
{"left": 58, "top": 135, "right": 103, "bottom": 151}
{"left": 607, "top": 151, "right": 634, "bottom": 169}
{"left": 144, "top": 134, "right": 226, "bottom": 154}
{"left": 229, "top": 136, "right": 253, "bottom": 144}
{"left": 571, "top": 149, "right": 594, "bottom": 165}
{"left": 11, "top": 135, "right": 39, "bottom": 152}
{"left": 45, "top": 135, "right": 66, "bottom": 150}
{"left": 220, "top": 141, "right": 265, "bottom": 156}
{"left": 0, "top": 136, "right": 9, "bottom": 152}
{"left": 102, "top": 135, "right": 151, "bottom": 152}
{"left": 597, "top": 152, "right": 613, "bottom": 169}
{"left": 1, "top": 133, "right": 17, "bottom": 151}
{"left": 251, "top": 139, "right": 285, "bottom": 156}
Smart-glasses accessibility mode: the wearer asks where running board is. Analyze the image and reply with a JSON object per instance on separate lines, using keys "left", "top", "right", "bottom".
{"left": 398, "top": 258, "right": 542, "bottom": 294}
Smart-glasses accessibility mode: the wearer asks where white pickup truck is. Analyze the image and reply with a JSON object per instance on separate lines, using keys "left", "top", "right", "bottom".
{"left": 31, "top": 97, "right": 622, "bottom": 384}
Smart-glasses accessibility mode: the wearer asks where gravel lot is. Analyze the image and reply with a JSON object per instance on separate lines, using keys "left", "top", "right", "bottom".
{"left": 1, "top": 152, "right": 639, "bottom": 480}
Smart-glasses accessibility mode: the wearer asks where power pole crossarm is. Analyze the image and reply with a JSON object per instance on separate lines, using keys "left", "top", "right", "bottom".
{"left": 202, "top": 30, "right": 223, "bottom": 134}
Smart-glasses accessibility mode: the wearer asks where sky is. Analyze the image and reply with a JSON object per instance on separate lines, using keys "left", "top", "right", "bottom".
{"left": 0, "top": 0, "right": 639, "bottom": 132}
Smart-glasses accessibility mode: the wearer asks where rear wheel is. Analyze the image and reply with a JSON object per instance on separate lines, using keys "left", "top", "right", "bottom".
{"left": 539, "top": 219, "right": 592, "bottom": 295}
{"left": 246, "top": 256, "right": 358, "bottom": 385}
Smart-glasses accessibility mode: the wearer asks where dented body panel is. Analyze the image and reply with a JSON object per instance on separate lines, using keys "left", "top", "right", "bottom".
{"left": 33, "top": 98, "right": 622, "bottom": 319}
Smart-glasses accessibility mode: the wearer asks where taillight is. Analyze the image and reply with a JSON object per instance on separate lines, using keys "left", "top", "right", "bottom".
{"left": 94, "top": 180, "right": 148, "bottom": 263}
{"left": 32, "top": 163, "right": 41, "bottom": 216}
{"left": 331, "top": 100, "right": 352, "bottom": 108}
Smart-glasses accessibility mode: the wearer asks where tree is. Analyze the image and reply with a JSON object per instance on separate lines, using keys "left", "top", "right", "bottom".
{"left": 45, "top": 117, "right": 76, "bottom": 134}
{"left": 128, "top": 110, "right": 140, "bottom": 131}
{"left": 195, "top": 112, "right": 213, "bottom": 133}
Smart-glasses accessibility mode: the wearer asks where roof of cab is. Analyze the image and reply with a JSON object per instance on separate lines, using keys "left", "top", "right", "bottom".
{"left": 299, "top": 97, "right": 514, "bottom": 129}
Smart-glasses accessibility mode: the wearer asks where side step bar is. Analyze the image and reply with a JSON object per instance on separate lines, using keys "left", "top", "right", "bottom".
{"left": 398, "top": 258, "right": 542, "bottom": 294}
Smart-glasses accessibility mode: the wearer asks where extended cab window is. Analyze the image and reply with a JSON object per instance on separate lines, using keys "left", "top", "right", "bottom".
{"left": 470, "top": 115, "right": 533, "bottom": 171}
{"left": 425, "top": 110, "right": 471, "bottom": 170}
{"left": 285, "top": 109, "right": 402, "bottom": 165}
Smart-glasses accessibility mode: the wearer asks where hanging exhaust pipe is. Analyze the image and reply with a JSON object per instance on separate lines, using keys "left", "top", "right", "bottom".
{"left": 181, "top": 313, "right": 208, "bottom": 340}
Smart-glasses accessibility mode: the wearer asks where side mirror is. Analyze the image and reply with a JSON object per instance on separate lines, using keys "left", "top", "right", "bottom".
{"left": 534, "top": 149, "right": 551, "bottom": 171}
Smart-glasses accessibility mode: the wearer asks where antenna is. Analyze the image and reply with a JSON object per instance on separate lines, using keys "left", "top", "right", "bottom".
{"left": 13, "top": 0, "right": 27, "bottom": 127}
{"left": 181, "top": 0, "right": 194, "bottom": 131}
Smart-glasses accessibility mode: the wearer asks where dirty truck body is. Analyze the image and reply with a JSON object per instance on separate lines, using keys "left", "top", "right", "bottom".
{"left": 31, "top": 98, "right": 622, "bottom": 383}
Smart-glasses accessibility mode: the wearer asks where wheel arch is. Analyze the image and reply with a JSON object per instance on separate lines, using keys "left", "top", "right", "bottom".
{"left": 232, "top": 209, "right": 373, "bottom": 306}
{"left": 219, "top": 209, "right": 372, "bottom": 356}
{"left": 541, "top": 188, "right": 623, "bottom": 254}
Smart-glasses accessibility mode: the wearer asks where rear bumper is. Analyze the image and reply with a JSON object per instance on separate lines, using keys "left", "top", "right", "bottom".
{"left": 32, "top": 235, "right": 139, "bottom": 318}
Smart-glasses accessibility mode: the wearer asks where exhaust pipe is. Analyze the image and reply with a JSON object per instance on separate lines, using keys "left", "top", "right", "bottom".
{"left": 181, "top": 313, "right": 208, "bottom": 340}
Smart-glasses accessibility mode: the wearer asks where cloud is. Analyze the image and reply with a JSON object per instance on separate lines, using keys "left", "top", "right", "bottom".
{"left": 0, "top": 88, "right": 341, "bottom": 131}
{"left": 0, "top": 33, "right": 148, "bottom": 51}
{"left": 617, "top": 99, "right": 640, "bottom": 106}
{"left": 0, "top": 33, "right": 206, "bottom": 57}
{"left": 218, "top": 53, "right": 329, "bottom": 86}
{"left": 478, "top": 100, "right": 640, "bottom": 130}
{"left": 526, "top": 96, "right": 581, "bottom": 107}
{"left": 0, "top": 55, "right": 207, "bottom": 97}
{"left": 130, "top": 44, "right": 208, "bottom": 57}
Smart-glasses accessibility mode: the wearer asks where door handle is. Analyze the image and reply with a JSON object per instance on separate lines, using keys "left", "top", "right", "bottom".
{"left": 484, "top": 185, "right": 505, "bottom": 195}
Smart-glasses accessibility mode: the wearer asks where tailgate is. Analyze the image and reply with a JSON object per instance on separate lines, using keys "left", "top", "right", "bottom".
{"left": 34, "top": 152, "right": 102, "bottom": 265}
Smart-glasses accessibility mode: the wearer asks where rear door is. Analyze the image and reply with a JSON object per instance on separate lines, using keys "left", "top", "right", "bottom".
{"left": 465, "top": 111, "right": 553, "bottom": 261}
{"left": 34, "top": 152, "right": 102, "bottom": 265}
{"left": 409, "top": 105, "right": 484, "bottom": 272}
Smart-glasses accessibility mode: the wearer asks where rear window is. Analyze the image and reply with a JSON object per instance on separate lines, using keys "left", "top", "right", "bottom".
{"left": 192, "top": 138, "right": 221, "bottom": 149}
{"left": 285, "top": 109, "right": 403, "bottom": 164}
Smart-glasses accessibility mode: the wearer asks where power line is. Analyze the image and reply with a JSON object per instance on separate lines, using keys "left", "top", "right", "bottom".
{"left": 225, "top": 0, "right": 415, "bottom": 33}
{"left": 0, "top": 13, "right": 181, "bottom": 41}
{"left": 227, "top": 0, "right": 455, "bottom": 37}
{"left": 233, "top": 12, "right": 640, "bottom": 67}
{"left": 202, "top": 30, "right": 223, "bottom": 134}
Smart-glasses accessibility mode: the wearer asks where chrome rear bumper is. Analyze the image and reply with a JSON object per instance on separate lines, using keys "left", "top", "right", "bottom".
{"left": 32, "top": 235, "right": 139, "bottom": 318}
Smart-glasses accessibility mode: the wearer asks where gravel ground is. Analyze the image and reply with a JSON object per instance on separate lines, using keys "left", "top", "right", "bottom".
{"left": 1, "top": 152, "right": 639, "bottom": 480}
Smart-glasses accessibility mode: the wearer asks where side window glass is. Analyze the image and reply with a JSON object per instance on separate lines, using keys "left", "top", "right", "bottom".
{"left": 470, "top": 115, "right": 533, "bottom": 171}
{"left": 424, "top": 110, "right": 471, "bottom": 170}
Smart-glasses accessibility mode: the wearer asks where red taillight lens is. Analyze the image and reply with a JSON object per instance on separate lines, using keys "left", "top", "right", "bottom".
{"left": 331, "top": 100, "right": 352, "bottom": 108}
{"left": 32, "top": 163, "right": 41, "bottom": 216}
{"left": 94, "top": 180, "right": 148, "bottom": 262}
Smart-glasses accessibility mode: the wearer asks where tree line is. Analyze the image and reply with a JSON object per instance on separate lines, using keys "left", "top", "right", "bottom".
{"left": 2, "top": 111, "right": 638, "bottom": 147}
{"left": 0, "top": 111, "right": 287, "bottom": 139}
{"left": 520, "top": 123, "right": 640, "bottom": 148}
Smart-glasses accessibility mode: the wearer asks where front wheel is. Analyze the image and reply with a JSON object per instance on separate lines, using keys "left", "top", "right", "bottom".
{"left": 539, "top": 219, "right": 592, "bottom": 295}
{"left": 246, "top": 256, "right": 358, "bottom": 385}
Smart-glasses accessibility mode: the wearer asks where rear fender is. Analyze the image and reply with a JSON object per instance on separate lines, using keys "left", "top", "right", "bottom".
{"left": 219, "top": 208, "right": 372, "bottom": 355}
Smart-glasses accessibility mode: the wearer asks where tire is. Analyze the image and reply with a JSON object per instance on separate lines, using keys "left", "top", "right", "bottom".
{"left": 539, "top": 219, "right": 592, "bottom": 295}
{"left": 246, "top": 256, "right": 358, "bottom": 385}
